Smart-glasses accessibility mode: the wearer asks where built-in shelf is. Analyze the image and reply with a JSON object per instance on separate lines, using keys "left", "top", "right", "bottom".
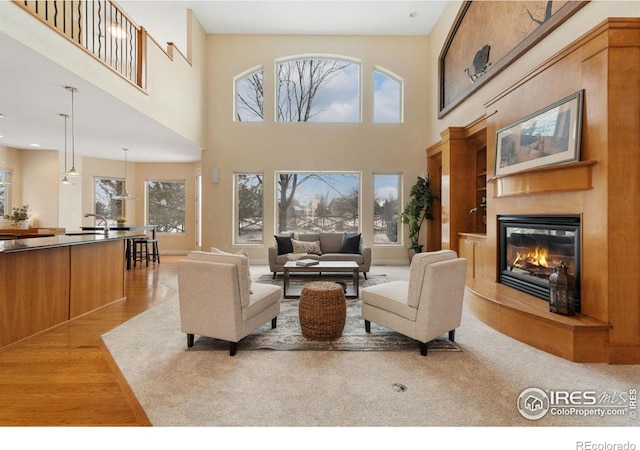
{"left": 490, "top": 160, "right": 597, "bottom": 198}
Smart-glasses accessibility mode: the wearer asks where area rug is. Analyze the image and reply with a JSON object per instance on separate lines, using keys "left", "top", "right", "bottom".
{"left": 102, "top": 274, "right": 459, "bottom": 353}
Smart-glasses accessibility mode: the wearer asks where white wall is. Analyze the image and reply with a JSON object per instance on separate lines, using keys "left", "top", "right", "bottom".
{"left": 202, "top": 34, "right": 432, "bottom": 264}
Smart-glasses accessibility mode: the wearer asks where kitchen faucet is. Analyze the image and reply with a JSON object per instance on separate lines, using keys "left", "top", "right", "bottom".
{"left": 84, "top": 213, "right": 109, "bottom": 234}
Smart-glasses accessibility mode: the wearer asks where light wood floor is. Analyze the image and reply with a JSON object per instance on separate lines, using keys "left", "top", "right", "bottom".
{"left": 0, "top": 255, "right": 183, "bottom": 426}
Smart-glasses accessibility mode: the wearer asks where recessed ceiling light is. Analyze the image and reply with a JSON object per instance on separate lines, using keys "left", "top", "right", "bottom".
{"left": 0, "top": 114, "right": 5, "bottom": 119}
{"left": 409, "top": 11, "right": 418, "bottom": 18}
{"left": 30, "top": 143, "right": 40, "bottom": 147}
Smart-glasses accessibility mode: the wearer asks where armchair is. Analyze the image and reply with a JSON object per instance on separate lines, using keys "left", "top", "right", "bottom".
{"left": 177, "top": 251, "right": 281, "bottom": 356}
{"left": 361, "top": 250, "right": 467, "bottom": 355}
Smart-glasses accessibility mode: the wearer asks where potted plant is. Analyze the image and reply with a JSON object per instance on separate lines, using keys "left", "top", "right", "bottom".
{"left": 116, "top": 216, "right": 127, "bottom": 228}
{"left": 4, "top": 204, "right": 31, "bottom": 229}
{"left": 399, "top": 174, "right": 438, "bottom": 259}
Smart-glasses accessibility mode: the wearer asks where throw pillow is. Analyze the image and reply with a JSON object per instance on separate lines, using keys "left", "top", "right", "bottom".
{"left": 211, "top": 247, "right": 253, "bottom": 294}
{"left": 340, "top": 233, "right": 361, "bottom": 254}
{"left": 274, "top": 234, "right": 294, "bottom": 255}
{"left": 291, "top": 239, "right": 322, "bottom": 255}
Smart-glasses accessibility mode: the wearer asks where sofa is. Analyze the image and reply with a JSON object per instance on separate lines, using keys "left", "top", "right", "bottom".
{"left": 268, "top": 231, "right": 371, "bottom": 279}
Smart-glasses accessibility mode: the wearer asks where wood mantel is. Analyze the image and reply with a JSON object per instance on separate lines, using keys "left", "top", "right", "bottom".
{"left": 432, "top": 19, "right": 640, "bottom": 364}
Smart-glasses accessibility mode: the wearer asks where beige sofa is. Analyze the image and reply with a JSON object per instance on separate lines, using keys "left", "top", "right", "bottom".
{"left": 268, "top": 232, "right": 371, "bottom": 279}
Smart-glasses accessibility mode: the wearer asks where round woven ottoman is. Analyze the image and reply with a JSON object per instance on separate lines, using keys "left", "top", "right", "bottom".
{"left": 298, "top": 281, "right": 347, "bottom": 340}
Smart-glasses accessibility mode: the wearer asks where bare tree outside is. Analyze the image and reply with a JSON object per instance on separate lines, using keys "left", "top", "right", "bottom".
{"left": 276, "top": 58, "right": 356, "bottom": 122}
{"left": 276, "top": 172, "right": 360, "bottom": 234}
{"left": 236, "top": 69, "right": 264, "bottom": 122}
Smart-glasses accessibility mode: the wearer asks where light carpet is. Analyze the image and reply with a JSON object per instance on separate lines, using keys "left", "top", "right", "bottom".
{"left": 102, "top": 266, "right": 640, "bottom": 427}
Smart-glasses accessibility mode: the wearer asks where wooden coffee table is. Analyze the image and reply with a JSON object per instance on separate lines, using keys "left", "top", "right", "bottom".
{"left": 283, "top": 261, "right": 359, "bottom": 299}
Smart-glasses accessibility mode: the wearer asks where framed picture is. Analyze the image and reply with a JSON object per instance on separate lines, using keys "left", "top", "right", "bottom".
{"left": 494, "top": 90, "right": 584, "bottom": 177}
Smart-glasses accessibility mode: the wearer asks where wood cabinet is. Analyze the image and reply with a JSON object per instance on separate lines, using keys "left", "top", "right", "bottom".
{"left": 0, "top": 238, "right": 127, "bottom": 349}
{"left": 458, "top": 233, "right": 487, "bottom": 279}
{"left": 426, "top": 116, "right": 487, "bottom": 254}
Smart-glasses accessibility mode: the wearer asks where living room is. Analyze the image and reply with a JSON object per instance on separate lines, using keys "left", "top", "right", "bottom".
{"left": 1, "top": 0, "right": 639, "bottom": 446}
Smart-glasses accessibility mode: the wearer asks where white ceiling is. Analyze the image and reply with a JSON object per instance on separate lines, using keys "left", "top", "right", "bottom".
{"left": 0, "top": 1, "right": 448, "bottom": 163}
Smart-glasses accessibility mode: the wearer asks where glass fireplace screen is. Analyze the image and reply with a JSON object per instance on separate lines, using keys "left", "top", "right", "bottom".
{"left": 499, "top": 215, "right": 580, "bottom": 307}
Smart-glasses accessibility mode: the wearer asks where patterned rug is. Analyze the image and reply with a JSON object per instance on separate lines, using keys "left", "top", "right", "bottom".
{"left": 185, "top": 273, "right": 460, "bottom": 353}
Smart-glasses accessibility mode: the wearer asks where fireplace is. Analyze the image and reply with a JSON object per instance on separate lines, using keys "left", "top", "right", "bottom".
{"left": 498, "top": 215, "right": 580, "bottom": 311}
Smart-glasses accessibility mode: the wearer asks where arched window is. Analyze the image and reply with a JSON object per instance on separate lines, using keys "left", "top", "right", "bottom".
{"left": 373, "top": 68, "right": 403, "bottom": 123}
{"left": 234, "top": 66, "right": 264, "bottom": 122}
{"left": 276, "top": 56, "right": 361, "bottom": 122}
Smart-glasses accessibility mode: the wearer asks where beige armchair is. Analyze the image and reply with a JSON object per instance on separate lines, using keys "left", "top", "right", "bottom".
{"left": 361, "top": 250, "right": 467, "bottom": 356}
{"left": 177, "top": 251, "right": 281, "bottom": 356}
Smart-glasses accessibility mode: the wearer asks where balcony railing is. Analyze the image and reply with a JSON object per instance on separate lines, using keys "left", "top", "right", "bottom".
{"left": 15, "top": 0, "right": 146, "bottom": 88}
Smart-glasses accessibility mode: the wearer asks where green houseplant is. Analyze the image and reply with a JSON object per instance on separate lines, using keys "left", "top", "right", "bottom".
{"left": 399, "top": 175, "right": 438, "bottom": 255}
{"left": 4, "top": 204, "right": 32, "bottom": 229}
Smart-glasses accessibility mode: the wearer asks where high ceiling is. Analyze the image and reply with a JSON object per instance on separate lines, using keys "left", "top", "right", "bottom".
{"left": 0, "top": 1, "right": 448, "bottom": 163}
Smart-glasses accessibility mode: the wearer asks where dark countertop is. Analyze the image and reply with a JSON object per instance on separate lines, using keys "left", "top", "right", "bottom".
{"left": 0, "top": 230, "right": 147, "bottom": 253}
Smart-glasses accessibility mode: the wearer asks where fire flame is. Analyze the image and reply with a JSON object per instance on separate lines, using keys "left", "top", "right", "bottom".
{"left": 513, "top": 246, "right": 552, "bottom": 268}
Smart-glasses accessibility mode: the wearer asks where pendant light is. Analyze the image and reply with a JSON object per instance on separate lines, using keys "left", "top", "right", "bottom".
{"left": 114, "top": 148, "right": 136, "bottom": 200}
{"left": 58, "top": 113, "right": 74, "bottom": 185}
{"left": 64, "top": 86, "right": 84, "bottom": 177}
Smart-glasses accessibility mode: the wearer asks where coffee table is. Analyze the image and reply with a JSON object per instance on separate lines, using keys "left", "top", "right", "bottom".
{"left": 283, "top": 261, "right": 359, "bottom": 299}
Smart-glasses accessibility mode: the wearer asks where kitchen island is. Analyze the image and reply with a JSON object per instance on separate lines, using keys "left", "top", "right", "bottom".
{"left": 0, "top": 231, "right": 146, "bottom": 349}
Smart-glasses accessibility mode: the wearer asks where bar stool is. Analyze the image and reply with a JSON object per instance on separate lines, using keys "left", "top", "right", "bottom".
{"left": 132, "top": 238, "right": 149, "bottom": 267}
{"left": 147, "top": 238, "right": 160, "bottom": 264}
{"left": 132, "top": 237, "right": 160, "bottom": 267}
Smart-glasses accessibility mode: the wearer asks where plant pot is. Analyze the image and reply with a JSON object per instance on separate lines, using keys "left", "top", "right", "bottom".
{"left": 408, "top": 246, "right": 423, "bottom": 262}
{"left": 14, "top": 220, "right": 29, "bottom": 229}
{"left": 117, "top": 222, "right": 126, "bottom": 228}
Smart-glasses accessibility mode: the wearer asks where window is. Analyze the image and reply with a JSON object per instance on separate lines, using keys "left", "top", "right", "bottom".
{"left": 234, "top": 173, "right": 263, "bottom": 244}
{"left": 373, "top": 173, "right": 401, "bottom": 244}
{"left": 0, "top": 171, "right": 10, "bottom": 217}
{"left": 275, "top": 172, "right": 360, "bottom": 234}
{"left": 146, "top": 180, "right": 185, "bottom": 233}
{"left": 373, "top": 68, "right": 403, "bottom": 123}
{"left": 94, "top": 177, "right": 124, "bottom": 225}
{"left": 235, "top": 67, "right": 264, "bottom": 122}
{"left": 276, "top": 57, "right": 360, "bottom": 122}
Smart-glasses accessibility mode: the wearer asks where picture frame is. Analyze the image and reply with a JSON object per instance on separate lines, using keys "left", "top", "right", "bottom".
{"left": 494, "top": 90, "right": 584, "bottom": 177}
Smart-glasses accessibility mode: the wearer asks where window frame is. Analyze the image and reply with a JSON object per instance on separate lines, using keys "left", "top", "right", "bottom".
{"left": 274, "top": 170, "right": 362, "bottom": 235}
{"left": 233, "top": 172, "right": 264, "bottom": 245}
{"left": 274, "top": 54, "right": 363, "bottom": 123}
{"left": 373, "top": 66, "right": 404, "bottom": 124}
{"left": 233, "top": 65, "right": 265, "bottom": 122}
{"left": 93, "top": 176, "right": 125, "bottom": 226}
{"left": 372, "top": 172, "right": 402, "bottom": 246}
{"left": 144, "top": 179, "right": 186, "bottom": 234}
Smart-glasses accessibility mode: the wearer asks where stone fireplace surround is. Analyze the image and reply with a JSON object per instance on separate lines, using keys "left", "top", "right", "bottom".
{"left": 437, "top": 19, "right": 640, "bottom": 364}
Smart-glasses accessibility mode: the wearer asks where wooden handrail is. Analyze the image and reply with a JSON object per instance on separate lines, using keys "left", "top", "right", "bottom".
{"left": 14, "top": 0, "right": 146, "bottom": 89}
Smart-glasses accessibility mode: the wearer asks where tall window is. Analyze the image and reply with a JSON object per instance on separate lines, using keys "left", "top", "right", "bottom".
{"left": 275, "top": 172, "right": 360, "bottom": 234}
{"left": 373, "top": 68, "right": 403, "bottom": 123}
{"left": 146, "top": 180, "right": 185, "bottom": 233}
{"left": 0, "top": 171, "right": 10, "bottom": 217}
{"left": 373, "top": 173, "right": 401, "bottom": 245}
{"left": 234, "top": 173, "right": 263, "bottom": 244}
{"left": 235, "top": 67, "right": 264, "bottom": 122}
{"left": 276, "top": 57, "right": 360, "bottom": 122}
{"left": 94, "top": 177, "right": 124, "bottom": 225}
